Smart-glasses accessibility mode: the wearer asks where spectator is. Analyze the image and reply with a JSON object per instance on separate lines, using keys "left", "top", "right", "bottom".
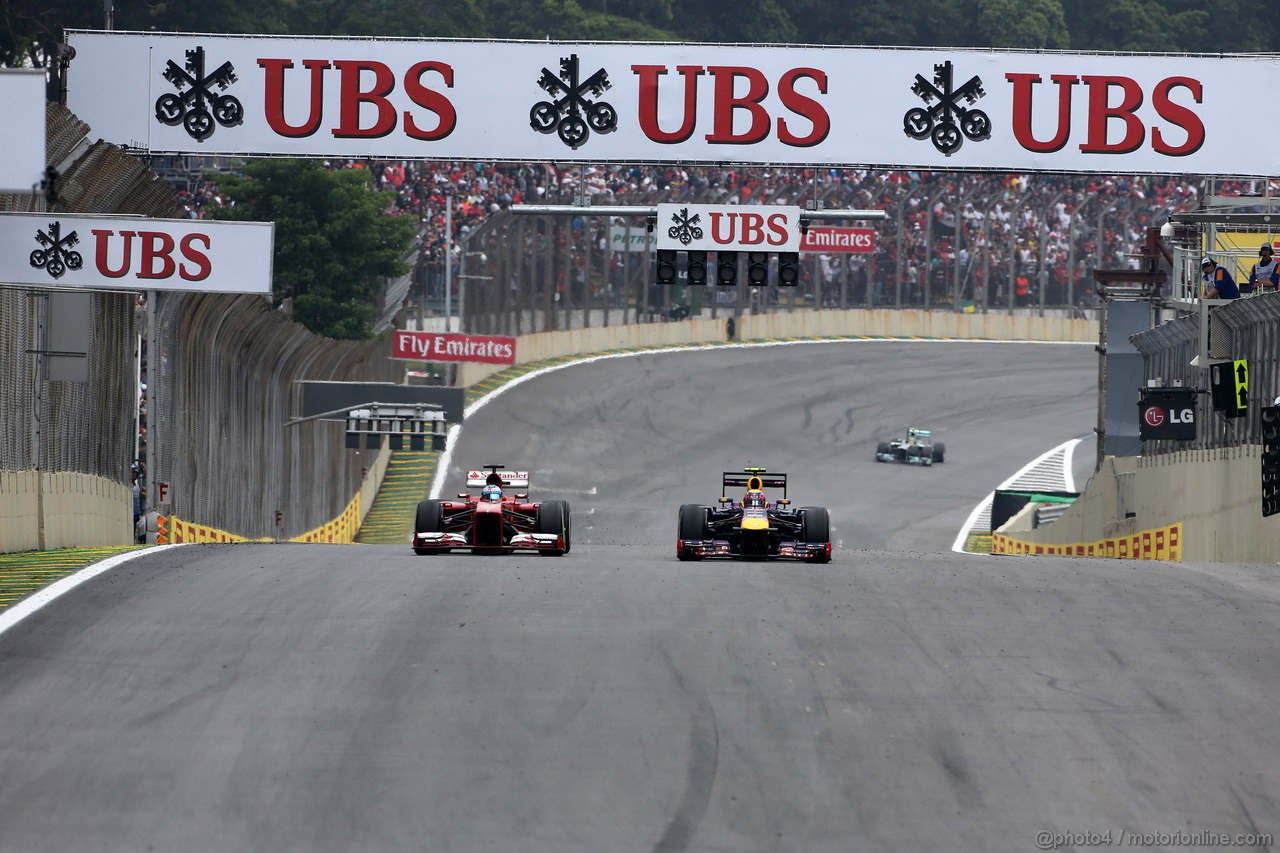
{"left": 1247, "top": 242, "right": 1279, "bottom": 295}
{"left": 1201, "top": 256, "right": 1240, "bottom": 300}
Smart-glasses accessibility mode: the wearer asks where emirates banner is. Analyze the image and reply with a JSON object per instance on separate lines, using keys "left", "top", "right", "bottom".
{"left": 0, "top": 212, "right": 274, "bottom": 293}
{"left": 65, "top": 31, "right": 1280, "bottom": 175}
{"left": 801, "top": 226, "right": 876, "bottom": 253}
{"left": 392, "top": 331, "right": 517, "bottom": 365}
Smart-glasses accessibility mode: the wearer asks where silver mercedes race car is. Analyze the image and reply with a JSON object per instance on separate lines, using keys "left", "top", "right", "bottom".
{"left": 875, "top": 427, "right": 946, "bottom": 466}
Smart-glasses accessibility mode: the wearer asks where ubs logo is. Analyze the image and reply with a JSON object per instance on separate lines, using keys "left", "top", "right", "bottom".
{"left": 156, "top": 46, "right": 244, "bottom": 142}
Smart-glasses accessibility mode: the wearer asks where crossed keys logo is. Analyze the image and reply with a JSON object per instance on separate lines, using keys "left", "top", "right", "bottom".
{"left": 155, "top": 46, "right": 244, "bottom": 142}
{"left": 667, "top": 208, "right": 703, "bottom": 246}
{"left": 30, "top": 222, "right": 83, "bottom": 280}
{"left": 904, "top": 61, "right": 991, "bottom": 156}
{"left": 530, "top": 54, "right": 617, "bottom": 149}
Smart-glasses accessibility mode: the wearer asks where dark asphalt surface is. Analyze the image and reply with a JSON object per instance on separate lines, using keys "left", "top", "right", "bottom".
{"left": 0, "top": 341, "right": 1277, "bottom": 853}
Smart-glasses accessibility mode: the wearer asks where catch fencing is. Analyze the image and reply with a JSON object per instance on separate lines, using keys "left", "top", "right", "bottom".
{"left": 0, "top": 104, "right": 404, "bottom": 546}
{"left": 148, "top": 292, "right": 399, "bottom": 540}
{"left": 0, "top": 106, "right": 161, "bottom": 491}
{"left": 1131, "top": 292, "right": 1280, "bottom": 452}
{"left": 421, "top": 178, "right": 1177, "bottom": 337}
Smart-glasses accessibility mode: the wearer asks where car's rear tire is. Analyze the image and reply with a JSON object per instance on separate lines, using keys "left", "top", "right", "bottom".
{"left": 414, "top": 499, "right": 444, "bottom": 555}
{"left": 800, "top": 506, "right": 832, "bottom": 563}
{"left": 536, "top": 500, "right": 569, "bottom": 556}
{"left": 932, "top": 442, "right": 946, "bottom": 463}
{"left": 677, "top": 503, "right": 708, "bottom": 560}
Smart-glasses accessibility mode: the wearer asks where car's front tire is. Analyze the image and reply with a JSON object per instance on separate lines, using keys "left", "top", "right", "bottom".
{"left": 413, "top": 499, "right": 445, "bottom": 555}
{"left": 677, "top": 503, "right": 708, "bottom": 561}
{"left": 536, "top": 499, "right": 570, "bottom": 556}
{"left": 799, "top": 506, "right": 832, "bottom": 563}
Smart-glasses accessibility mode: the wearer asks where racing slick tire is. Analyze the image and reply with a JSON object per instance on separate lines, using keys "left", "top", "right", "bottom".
{"left": 414, "top": 499, "right": 445, "bottom": 555}
{"left": 931, "top": 442, "right": 946, "bottom": 463}
{"left": 875, "top": 441, "right": 892, "bottom": 461}
{"left": 799, "top": 506, "right": 832, "bottom": 563}
{"left": 677, "top": 503, "right": 708, "bottom": 561}
{"left": 536, "top": 499, "right": 570, "bottom": 556}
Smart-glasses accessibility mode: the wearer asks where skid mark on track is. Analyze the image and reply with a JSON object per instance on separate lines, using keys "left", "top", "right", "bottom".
{"left": 653, "top": 650, "right": 720, "bottom": 853}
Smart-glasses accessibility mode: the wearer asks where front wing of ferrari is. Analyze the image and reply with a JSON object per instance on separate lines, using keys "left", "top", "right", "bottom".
{"left": 411, "top": 531, "right": 565, "bottom": 553}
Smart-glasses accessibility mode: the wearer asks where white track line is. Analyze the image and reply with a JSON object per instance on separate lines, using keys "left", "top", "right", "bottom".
{"left": 0, "top": 544, "right": 185, "bottom": 640}
{"left": 431, "top": 337, "right": 1091, "bottom": 499}
{"left": 951, "top": 438, "right": 1084, "bottom": 553}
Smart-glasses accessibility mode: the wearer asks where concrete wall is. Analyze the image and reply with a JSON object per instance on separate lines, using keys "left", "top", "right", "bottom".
{"left": 458, "top": 309, "right": 1098, "bottom": 386}
{"left": 0, "top": 470, "right": 132, "bottom": 552}
{"left": 999, "top": 447, "right": 1280, "bottom": 563}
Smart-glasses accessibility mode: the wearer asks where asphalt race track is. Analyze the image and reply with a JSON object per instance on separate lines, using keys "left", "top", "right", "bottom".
{"left": 1, "top": 341, "right": 1277, "bottom": 853}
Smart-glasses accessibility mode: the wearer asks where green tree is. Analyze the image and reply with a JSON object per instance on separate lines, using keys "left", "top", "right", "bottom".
{"left": 663, "top": 0, "right": 797, "bottom": 44}
{"left": 286, "top": 0, "right": 488, "bottom": 37}
{"left": 976, "top": 0, "right": 1069, "bottom": 49}
{"left": 780, "top": 0, "right": 978, "bottom": 47}
{"left": 479, "top": 0, "right": 589, "bottom": 38}
{"left": 207, "top": 160, "right": 418, "bottom": 340}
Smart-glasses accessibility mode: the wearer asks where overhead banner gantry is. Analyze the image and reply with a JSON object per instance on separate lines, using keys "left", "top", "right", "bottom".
{"left": 64, "top": 30, "right": 1280, "bottom": 175}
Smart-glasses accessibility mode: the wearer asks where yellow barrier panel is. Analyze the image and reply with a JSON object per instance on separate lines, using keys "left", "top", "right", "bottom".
{"left": 992, "top": 522, "right": 1182, "bottom": 561}
{"left": 161, "top": 493, "right": 362, "bottom": 545}
{"left": 289, "top": 492, "right": 361, "bottom": 544}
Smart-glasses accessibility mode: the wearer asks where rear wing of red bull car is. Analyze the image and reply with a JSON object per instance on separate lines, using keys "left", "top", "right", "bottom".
{"left": 722, "top": 468, "right": 787, "bottom": 498}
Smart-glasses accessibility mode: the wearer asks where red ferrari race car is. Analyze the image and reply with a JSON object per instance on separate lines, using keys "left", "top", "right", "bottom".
{"left": 412, "top": 465, "right": 571, "bottom": 556}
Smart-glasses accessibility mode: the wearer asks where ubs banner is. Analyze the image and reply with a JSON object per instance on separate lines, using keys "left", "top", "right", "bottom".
{"left": 0, "top": 212, "right": 274, "bottom": 293}
{"left": 65, "top": 31, "right": 1280, "bottom": 175}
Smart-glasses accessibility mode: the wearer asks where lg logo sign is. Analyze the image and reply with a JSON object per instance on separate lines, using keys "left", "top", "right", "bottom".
{"left": 1139, "top": 389, "right": 1197, "bottom": 442}
{"left": 1143, "top": 406, "right": 1194, "bottom": 427}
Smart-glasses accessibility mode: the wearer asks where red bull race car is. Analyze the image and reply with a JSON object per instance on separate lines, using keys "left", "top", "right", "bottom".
{"left": 677, "top": 468, "right": 832, "bottom": 563}
{"left": 412, "top": 465, "right": 571, "bottom": 556}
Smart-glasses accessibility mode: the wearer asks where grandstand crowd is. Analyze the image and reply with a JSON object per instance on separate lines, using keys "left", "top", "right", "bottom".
{"left": 176, "top": 160, "right": 1277, "bottom": 313}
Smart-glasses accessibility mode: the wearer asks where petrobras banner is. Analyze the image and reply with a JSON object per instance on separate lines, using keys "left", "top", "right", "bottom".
{"left": 656, "top": 203, "right": 802, "bottom": 251}
{"left": 0, "top": 212, "right": 274, "bottom": 293}
{"left": 65, "top": 31, "right": 1280, "bottom": 175}
{"left": 801, "top": 226, "right": 876, "bottom": 253}
{"left": 392, "top": 330, "right": 516, "bottom": 365}
{"left": 608, "top": 224, "right": 656, "bottom": 253}
{"left": 0, "top": 70, "right": 46, "bottom": 193}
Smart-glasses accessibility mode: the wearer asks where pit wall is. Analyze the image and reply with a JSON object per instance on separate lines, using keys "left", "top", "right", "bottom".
{"left": 994, "top": 448, "right": 1280, "bottom": 563}
{"left": 456, "top": 309, "right": 1098, "bottom": 386}
{"left": 0, "top": 471, "right": 131, "bottom": 552}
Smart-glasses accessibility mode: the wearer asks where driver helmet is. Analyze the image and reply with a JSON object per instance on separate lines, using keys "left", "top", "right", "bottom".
{"left": 744, "top": 491, "right": 766, "bottom": 508}
{"left": 481, "top": 484, "right": 503, "bottom": 502}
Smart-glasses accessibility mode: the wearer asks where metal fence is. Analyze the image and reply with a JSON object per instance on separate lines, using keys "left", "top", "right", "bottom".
{"left": 0, "top": 106, "right": 165, "bottom": 488}
{"left": 420, "top": 175, "right": 1191, "bottom": 336}
{"left": 148, "top": 292, "right": 400, "bottom": 539}
{"left": 1131, "top": 292, "right": 1280, "bottom": 452}
{"left": 0, "top": 105, "right": 406, "bottom": 543}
